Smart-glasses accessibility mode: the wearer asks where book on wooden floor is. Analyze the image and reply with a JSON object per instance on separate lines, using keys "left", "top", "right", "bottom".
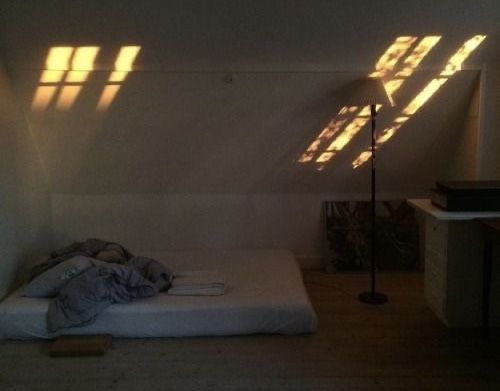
{"left": 48, "top": 334, "right": 112, "bottom": 357}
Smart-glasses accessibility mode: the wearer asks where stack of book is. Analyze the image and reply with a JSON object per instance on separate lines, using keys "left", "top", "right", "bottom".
{"left": 431, "top": 181, "right": 500, "bottom": 211}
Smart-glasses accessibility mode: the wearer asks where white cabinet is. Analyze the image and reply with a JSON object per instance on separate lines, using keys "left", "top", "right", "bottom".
{"left": 409, "top": 199, "right": 500, "bottom": 327}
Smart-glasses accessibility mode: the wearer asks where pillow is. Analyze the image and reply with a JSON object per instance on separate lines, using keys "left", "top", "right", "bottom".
{"left": 24, "top": 256, "right": 97, "bottom": 298}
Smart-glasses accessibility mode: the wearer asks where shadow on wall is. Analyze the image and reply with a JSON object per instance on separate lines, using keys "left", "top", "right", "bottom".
{"left": 31, "top": 45, "right": 141, "bottom": 112}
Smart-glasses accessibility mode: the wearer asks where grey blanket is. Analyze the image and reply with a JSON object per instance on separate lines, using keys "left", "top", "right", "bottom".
{"left": 30, "top": 238, "right": 134, "bottom": 280}
{"left": 47, "top": 256, "right": 173, "bottom": 332}
{"left": 30, "top": 240, "right": 173, "bottom": 332}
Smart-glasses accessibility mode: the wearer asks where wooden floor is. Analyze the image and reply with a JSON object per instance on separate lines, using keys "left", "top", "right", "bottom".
{"left": 1, "top": 271, "right": 499, "bottom": 390}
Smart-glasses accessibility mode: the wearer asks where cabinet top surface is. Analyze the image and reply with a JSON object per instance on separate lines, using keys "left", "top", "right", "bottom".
{"left": 407, "top": 199, "right": 500, "bottom": 220}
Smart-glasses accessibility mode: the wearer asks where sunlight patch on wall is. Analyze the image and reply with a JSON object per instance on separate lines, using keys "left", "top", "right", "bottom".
{"left": 440, "top": 35, "right": 486, "bottom": 77}
{"left": 31, "top": 45, "right": 98, "bottom": 111}
{"left": 55, "top": 85, "right": 83, "bottom": 110}
{"left": 401, "top": 78, "right": 447, "bottom": 116}
{"left": 72, "top": 47, "right": 100, "bottom": 70}
{"left": 109, "top": 71, "right": 128, "bottom": 82}
{"left": 114, "top": 46, "right": 141, "bottom": 73}
{"left": 369, "top": 36, "right": 417, "bottom": 79}
{"left": 297, "top": 34, "right": 486, "bottom": 171}
{"left": 31, "top": 45, "right": 140, "bottom": 112}
{"left": 303, "top": 35, "right": 430, "bottom": 170}
{"left": 298, "top": 37, "right": 417, "bottom": 165}
{"left": 316, "top": 108, "right": 372, "bottom": 159}
{"left": 96, "top": 46, "right": 141, "bottom": 111}
{"left": 298, "top": 107, "right": 357, "bottom": 163}
{"left": 96, "top": 85, "right": 121, "bottom": 111}
{"left": 45, "top": 47, "right": 73, "bottom": 70}
{"left": 40, "top": 70, "right": 65, "bottom": 83}
{"left": 384, "top": 36, "right": 441, "bottom": 96}
{"left": 31, "top": 86, "right": 58, "bottom": 111}
{"left": 352, "top": 35, "right": 487, "bottom": 169}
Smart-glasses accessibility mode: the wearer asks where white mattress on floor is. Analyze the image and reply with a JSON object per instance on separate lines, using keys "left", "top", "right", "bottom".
{"left": 0, "top": 250, "right": 317, "bottom": 339}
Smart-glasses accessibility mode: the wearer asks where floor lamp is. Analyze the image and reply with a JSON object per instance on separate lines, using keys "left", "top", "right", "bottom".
{"left": 345, "top": 77, "right": 394, "bottom": 305}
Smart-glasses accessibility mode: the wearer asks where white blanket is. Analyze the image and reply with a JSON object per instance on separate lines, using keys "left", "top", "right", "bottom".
{"left": 168, "top": 271, "right": 225, "bottom": 296}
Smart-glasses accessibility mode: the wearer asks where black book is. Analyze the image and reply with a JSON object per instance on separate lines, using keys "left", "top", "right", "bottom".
{"left": 436, "top": 180, "right": 500, "bottom": 196}
{"left": 431, "top": 181, "right": 500, "bottom": 211}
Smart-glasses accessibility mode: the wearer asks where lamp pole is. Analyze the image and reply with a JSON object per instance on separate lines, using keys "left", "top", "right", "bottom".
{"left": 371, "top": 104, "right": 377, "bottom": 295}
{"left": 358, "top": 103, "right": 388, "bottom": 305}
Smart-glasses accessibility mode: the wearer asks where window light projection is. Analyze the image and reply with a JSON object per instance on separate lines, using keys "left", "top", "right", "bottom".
{"left": 298, "top": 36, "right": 418, "bottom": 165}
{"left": 40, "top": 70, "right": 66, "bottom": 83}
{"left": 298, "top": 107, "right": 356, "bottom": 163}
{"left": 72, "top": 46, "right": 100, "bottom": 70}
{"left": 299, "top": 34, "right": 485, "bottom": 171}
{"left": 65, "top": 46, "right": 100, "bottom": 83}
{"left": 37, "top": 47, "right": 75, "bottom": 95}
{"left": 109, "top": 72, "right": 128, "bottom": 82}
{"left": 440, "top": 35, "right": 486, "bottom": 77}
{"left": 369, "top": 36, "right": 417, "bottom": 79}
{"left": 32, "top": 46, "right": 99, "bottom": 111}
{"left": 299, "top": 37, "right": 422, "bottom": 167}
{"left": 96, "top": 85, "right": 121, "bottom": 111}
{"left": 96, "top": 46, "right": 141, "bottom": 111}
{"left": 315, "top": 107, "right": 372, "bottom": 162}
{"left": 55, "top": 85, "right": 83, "bottom": 110}
{"left": 39, "top": 46, "right": 93, "bottom": 85}
{"left": 384, "top": 36, "right": 441, "bottom": 96}
{"left": 352, "top": 35, "right": 487, "bottom": 169}
{"left": 114, "top": 46, "right": 141, "bottom": 72}
{"left": 31, "top": 86, "right": 58, "bottom": 111}
{"left": 31, "top": 45, "right": 140, "bottom": 112}
{"left": 401, "top": 78, "right": 447, "bottom": 116}
{"left": 304, "top": 36, "right": 433, "bottom": 170}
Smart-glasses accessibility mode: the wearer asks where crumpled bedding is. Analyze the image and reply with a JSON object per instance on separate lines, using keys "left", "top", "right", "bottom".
{"left": 30, "top": 238, "right": 134, "bottom": 280}
{"left": 29, "top": 240, "right": 173, "bottom": 332}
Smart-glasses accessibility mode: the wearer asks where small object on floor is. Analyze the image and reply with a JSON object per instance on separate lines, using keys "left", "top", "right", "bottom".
{"left": 48, "top": 334, "right": 112, "bottom": 357}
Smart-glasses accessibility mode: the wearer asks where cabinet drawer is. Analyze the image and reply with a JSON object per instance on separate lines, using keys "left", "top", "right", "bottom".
{"left": 426, "top": 290, "right": 445, "bottom": 317}
{"left": 425, "top": 217, "right": 448, "bottom": 256}
{"left": 424, "top": 260, "right": 446, "bottom": 317}
{"left": 425, "top": 256, "right": 446, "bottom": 294}
{"left": 425, "top": 246, "right": 447, "bottom": 276}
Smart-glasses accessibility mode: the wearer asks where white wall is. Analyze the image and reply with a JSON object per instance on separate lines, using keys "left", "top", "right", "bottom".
{"left": 447, "top": 75, "right": 481, "bottom": 180}
{"left": 22, "top": 68, "right": 477, "bottom": 269}
{"left": 0, "top": 58, "right": 51, "bottom": 298}
{"left": 479, "top": 61, "right": 500, "bottom": 179}
{"left": 0, "top": 1, "right": 499, "bottom": 271}
{"left": 10, "top": 70, "right": 479, "bottom": 194}
{"left": 50, "top": 194, "right": 326, "bottom": 267}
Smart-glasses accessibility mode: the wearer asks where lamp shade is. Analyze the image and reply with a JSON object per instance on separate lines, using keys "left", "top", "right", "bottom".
{"left": 344, "top": 77, "right": 394, "bottom": 107}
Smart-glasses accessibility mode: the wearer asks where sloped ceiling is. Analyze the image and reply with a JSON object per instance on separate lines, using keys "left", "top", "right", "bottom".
{"left": 0, "top": 0, "right": 498, "bottom": 194}
{"left": 1, "top": 0, "right": 499, "bottom": 71}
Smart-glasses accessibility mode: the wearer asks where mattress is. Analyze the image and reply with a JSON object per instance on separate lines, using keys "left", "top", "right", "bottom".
{"left": 0, "top": 250, "right": 317, "bottom": 339}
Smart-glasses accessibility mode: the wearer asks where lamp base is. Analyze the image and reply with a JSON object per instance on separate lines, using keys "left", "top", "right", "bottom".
{"left": 358, "top": 291, "right": 388, "bottom": 305}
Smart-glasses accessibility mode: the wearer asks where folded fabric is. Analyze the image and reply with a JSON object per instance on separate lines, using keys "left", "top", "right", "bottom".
{"left": 167, "top": 285, "right": 225, "bottom": 296}
{"left": 168, "top": 270, "right": 225, "bottom": 296}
